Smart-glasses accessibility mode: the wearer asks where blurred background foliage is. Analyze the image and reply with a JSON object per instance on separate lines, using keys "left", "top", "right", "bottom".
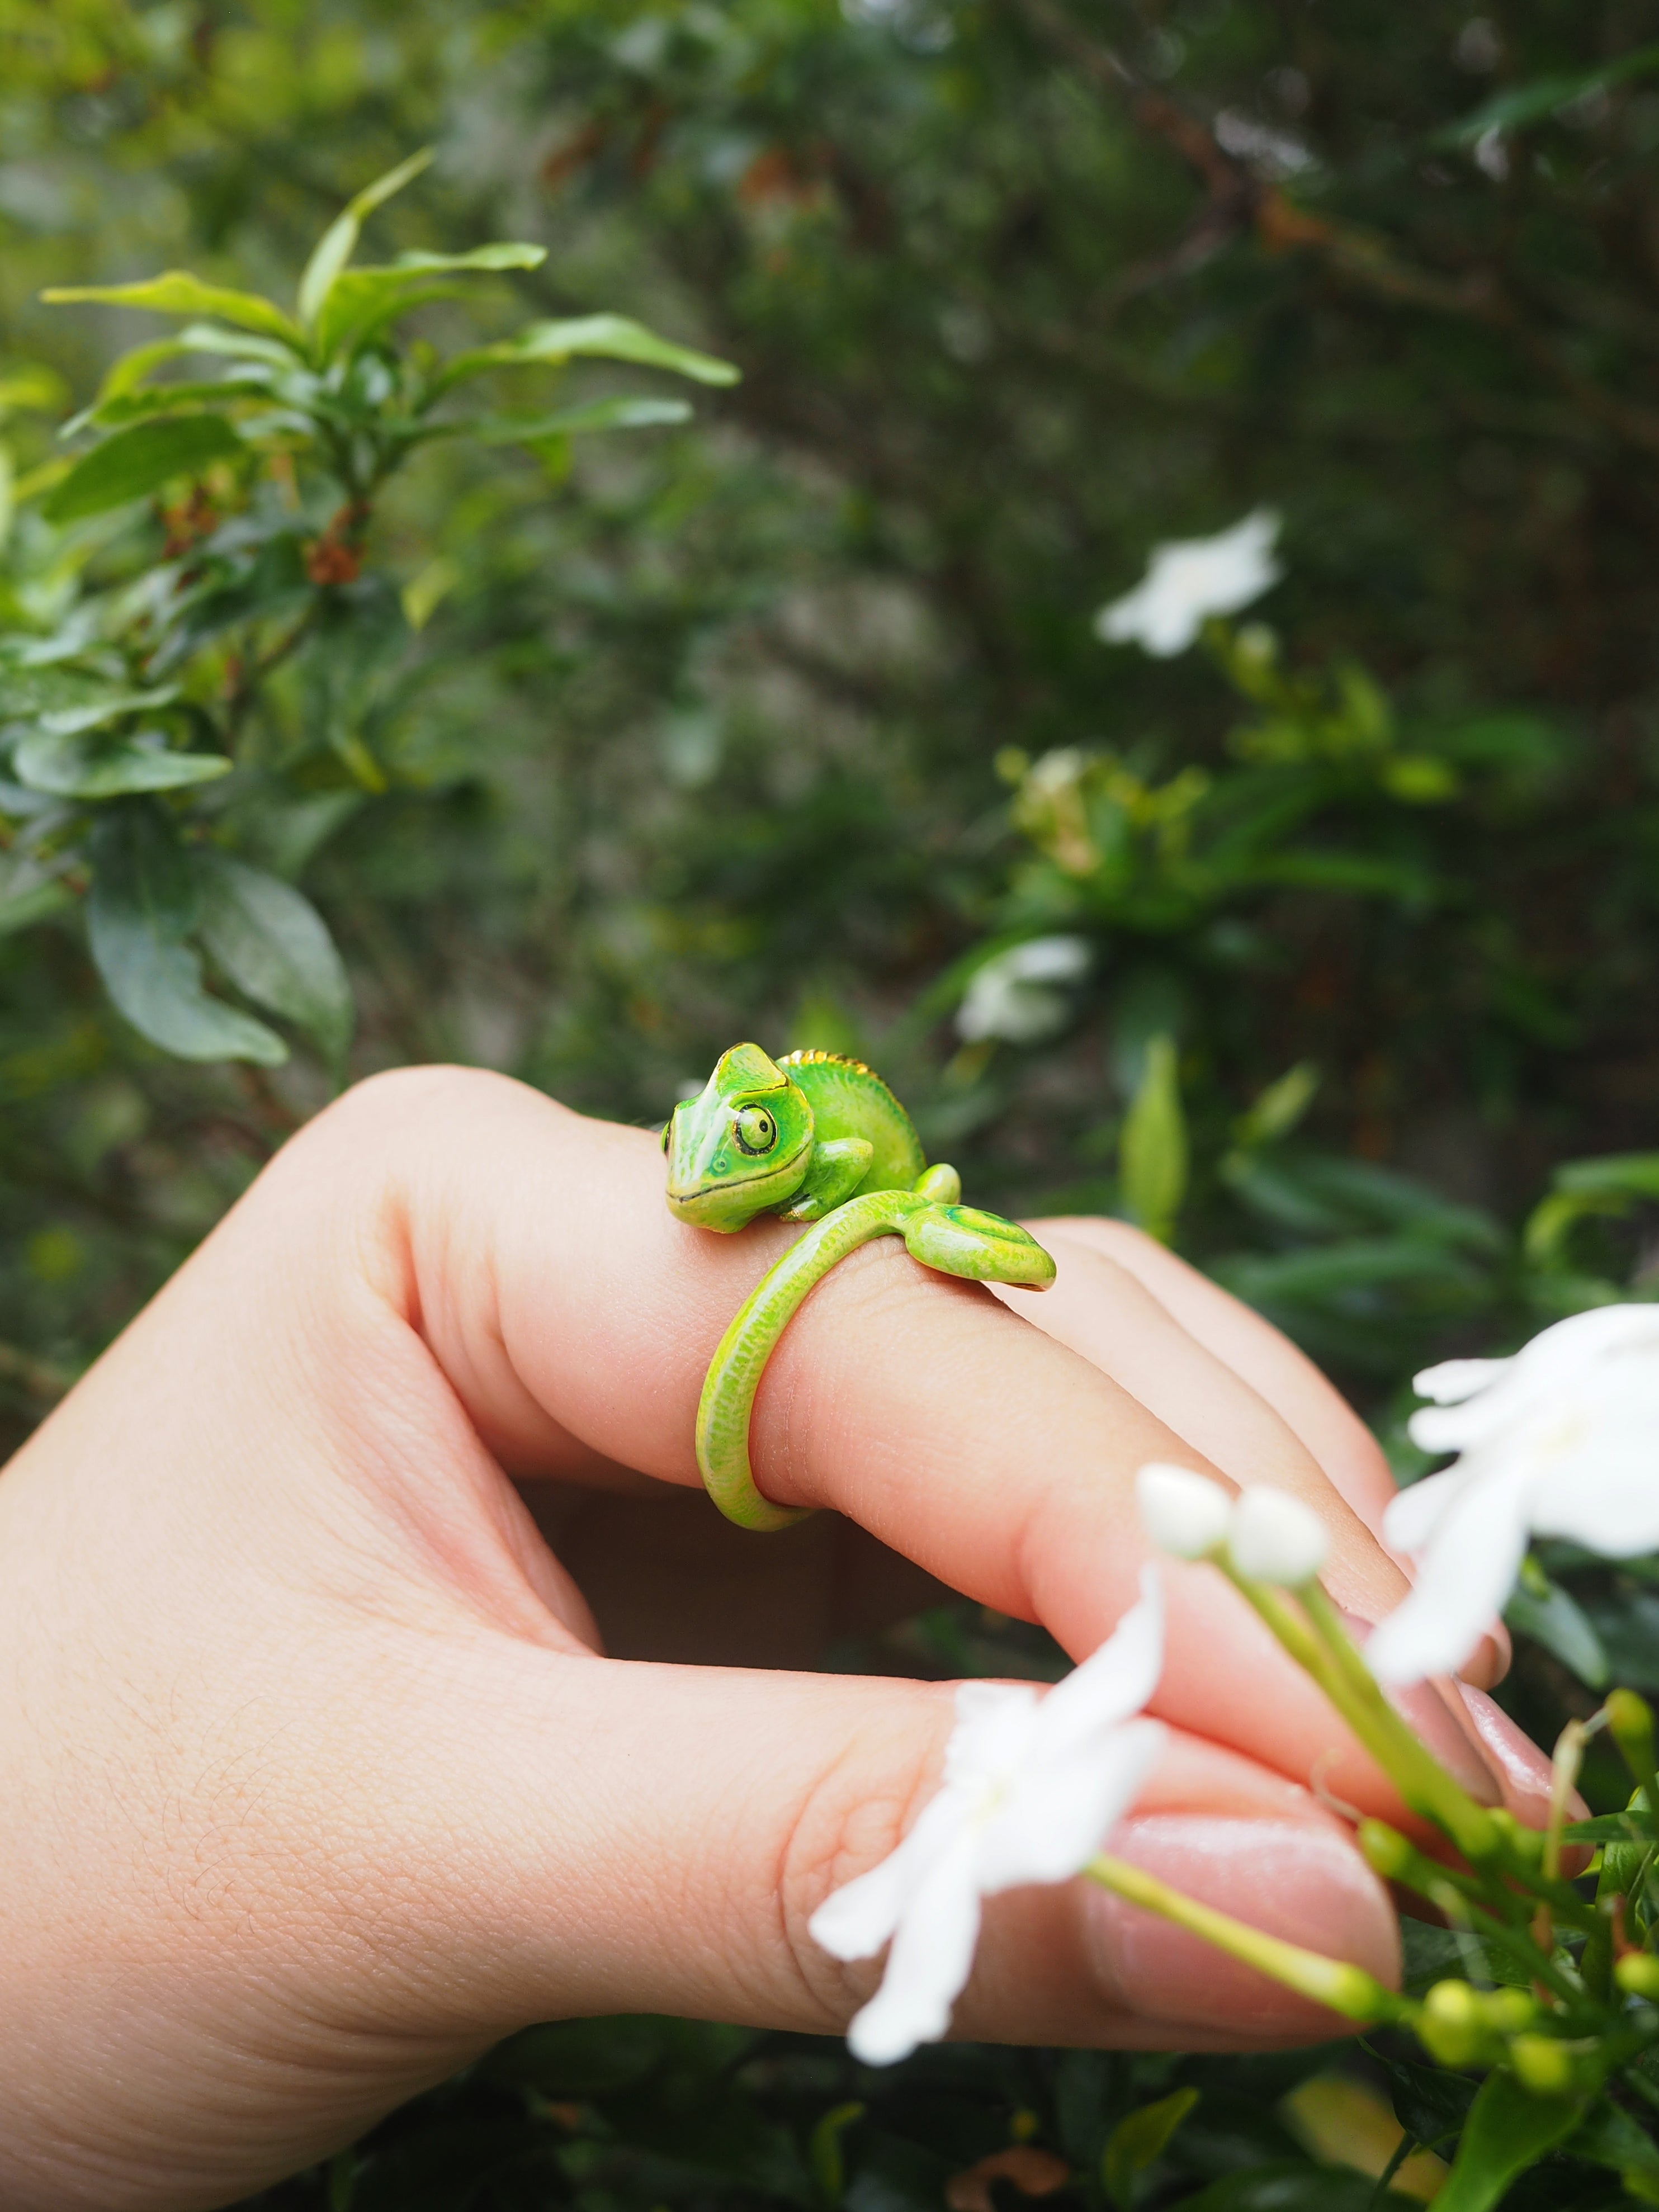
{"left": 7, "top": 0, "right": 1659, "bottom": 2204}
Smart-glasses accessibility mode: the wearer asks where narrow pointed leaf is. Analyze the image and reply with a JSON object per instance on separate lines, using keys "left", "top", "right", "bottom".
{"left": 41, "top": 415, "right": 243, "bottom": 523}
{"left": 77, "top": 380, "right": 269, "bottom": 432}
{"left": 195, "top": 851, "right": 353, "bottom": 1060}
{"left": 447, "top": 395, "right": 693, "bottom": 446}
{"left": 434, "top": 311, "right": 738, "bottom": 396}
{"left": 42, "top": 273, "right": 304, "bottom": 349}
{"left": 1102, "top": 2087, "right": 1199, "bottom": 2209}
{"left": 1439, "top": 41, "right": 1659, "bottom": 144}
{"left": 1120, "top": 1033, "right": 1188, "bottom": 1244}
{"left": 15, "top": 727, "right": 230, "bottom": 798}
{"left": 87, "top": 805, "right": 285, "bottom": 1065}
{"left": 32, "top": 686, "right": 180, "bottom": 735}
{"left": 1506, "top": 1575, "right": 1609, "bottom": 1687}
{"left": 296, "top": 148, "right": 435, "bottom": 329}
{"left": 1432, "top": 2073, "right": 1584, "bottom": 2212}
{"left": 313, "top": 245, "right": 545, "bottom": 361}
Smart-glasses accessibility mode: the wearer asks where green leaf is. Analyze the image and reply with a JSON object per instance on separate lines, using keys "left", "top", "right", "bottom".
{"left": 41, "top": 273, "right": 304, "bottom": 349}
{"left": 1555, "top": 1150, "right": 1659, "bottom": 1200}
{"left": 0, "top": 362, "right": 69, "bottom": 417}
{"left": 1233, "top": 1062, "right": 1320, "bottom": 1151}
{"left": 87, "top": 805, "right": 285, "bottom": 1065}
{"left": 1174, "top": 2163, "right": 1419, "bottom": 2210}
{"left": 1432, "top": 2072, "right": 1584, "bottom": 2212}
{"left": 296, "top": 147, "right": 435, "bottom": 329}
{"left": 41, "top": 415, "right": 243, "bottom": 524}
{"left": 314, "top": 244, "right": 546, "bottom": 362}
{"left": 28, "top": 684, "right": 181, "bottom": 735}
{"left": 1120, "top": 1033, "right": 1188, "bottom": 1244}
{"left": 452, "top": 395, "right": 694, "bottom": 445}
{"left": 1102, "top": 2087, "right": 1199, "bottom": 2208}
{"left": 1506, "top": 1567, "right": 1609, "bottom": 1688}
{"left": 78, "top": 325, "right": 297, "bottom": 431}
{"left": 1567, "top": 2096, "right": 1659, "bottom": 2187}
{"left": 13, "top": 726, "right": 230, "bottom": 799}
{"left": 1440, "top": 41, "right": 1659, "bottom": 144}
{"left": 807, "top": 2101, "right": 864, "bottom": 2203}
{"left": 80, "top": 380, "right": 267, "bottom": 431}
{"left": 434, "top": 311, "right": 740, "bottom": 395}
{"left": 1561, "top": 1811, "right": 1648, "bottom": 1843}
{"left": 0, "top": 873, "right": 73, "bottom": 935}
{"left": 195, "top": 851, "right": 353, "bottom": 1060}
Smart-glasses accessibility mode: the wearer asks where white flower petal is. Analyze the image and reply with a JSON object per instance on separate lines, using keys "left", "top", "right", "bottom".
{"left": 1411, "top": 1355, "right": 1511, "bottom": 1406}
{"left": 1033, "top": 1568, "right": 1164, "bottom": 1761}
{"left": 1136, "top": 1462, "right": 1233, "bottom": 1559}
{"left": 843, "top": 1830, "right": 984, "bottom": 2066}
{"left": 1530, "top": 1381, "right": 1659, "bottom": 1555}
{"left": 1419, "top": 1307, "right": 1659, "bottom": 1456}
{"left": 1381, "top": 1464, "right": 1468, "bottom": 1554}
{"left": 956, "top": 938, "right": 1091, "bottom": 1044}
{"left": 944, "top": 1682, "right": 1039, "bottom": 1788}
{"left": 1227, "top": 1486, "right": 1329, "bottom": 1585}
{"left": 975, "top": 1719, "right": 1166, "bottom": 1892}
{"left": 809, "top": 1786, "right": 975, "bottom": 1962}
{"left": 1095, "top": 509, "right": 1282, "bottom": 657}
{"left": 1367, "top": 1482, "right": 1530, "bottom": 1686}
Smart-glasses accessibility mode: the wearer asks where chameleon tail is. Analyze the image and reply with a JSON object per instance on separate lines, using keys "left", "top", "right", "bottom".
{"left": 696, "top": 1190, "right": 924, "bottom": 1530}
{"left": 695, "top": 1187, "right": 1055, "bottom": 1530}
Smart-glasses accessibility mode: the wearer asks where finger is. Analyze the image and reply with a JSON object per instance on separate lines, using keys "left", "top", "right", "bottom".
{"left": 348, "top": 1634, "right": 1400, "bottom": 2051}
{"left": 1025, "top": 1218, "right": 1400, "bottom": 1529}
{"left": 993, "top": 1224, "right": 1508, "bottom": 1694}
{"left": 222, "top": 1070, "right": 1475, "bottom": 1828}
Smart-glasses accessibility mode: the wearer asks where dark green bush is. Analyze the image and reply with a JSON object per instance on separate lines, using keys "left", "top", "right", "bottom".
{"left": 7, "top": 1, "right": 1659, "bottom": 2202}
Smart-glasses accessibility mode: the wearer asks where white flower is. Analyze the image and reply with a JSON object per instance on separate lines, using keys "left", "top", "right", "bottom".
{"left": 1136, "top": 1464, "right": 1329, "bottom": 1585}
{"left": 1094, "top": 509, "right": 1283, "bottom": 657}
{"left": 1229, "top": 1487, "right": 1330, "bottom": 1585}
{"left": 1368, "top": 1305, "right": 1659, "bottom": 1686}
{"left": 809, "top": 1571, "right": 1165, "bottom": 2064}
{"left": 1136, "top": 1462, "right": 1233, "bottom": 1559}
{"left": 956, "top": 935, "right": 1091, "bottom": 1045}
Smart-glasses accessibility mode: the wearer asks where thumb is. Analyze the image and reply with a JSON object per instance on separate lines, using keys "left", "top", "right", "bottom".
{"left": 379, "top": 1628, "right": 1400, "bottom": 2053}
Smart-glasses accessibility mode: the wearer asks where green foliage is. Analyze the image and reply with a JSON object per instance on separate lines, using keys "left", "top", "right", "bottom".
{"left": 3, "top": 149, "right": 732, "bottom": 1077}
{"left": 1433, "top": 2073, "right": 1585, "bottom": 2212}
{"left": 1102, "top": 2083, "right": 1199, "bottom": 2206}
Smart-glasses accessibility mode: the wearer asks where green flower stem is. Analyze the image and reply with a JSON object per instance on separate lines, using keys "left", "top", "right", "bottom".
{"left": 1606, "top": 1694, "right": 1659, "bottom": 1838}
{"left": 1227, "top": 1569, "right": 1502, "bottom": 1867}
{"left": 1085, "top": 1852, "right": 1414, "bottom": 2026}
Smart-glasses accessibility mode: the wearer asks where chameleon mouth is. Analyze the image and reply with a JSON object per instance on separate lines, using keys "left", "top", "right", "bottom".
{"left": 667, "top": 1135, "right": 811, "bottom": 1217}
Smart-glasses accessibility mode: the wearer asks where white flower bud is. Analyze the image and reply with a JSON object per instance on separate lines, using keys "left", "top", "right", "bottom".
{"left": 1136, "top": 1463, "right": 1233, "bottom": 1560}
{"left": 1227, "top": 1486, "right": 1329, "bottom": 1585}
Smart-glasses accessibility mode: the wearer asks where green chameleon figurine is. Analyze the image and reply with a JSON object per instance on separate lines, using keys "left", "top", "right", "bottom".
{"left": 664, "top": 1043, "right": 1056, "bottom": 1530}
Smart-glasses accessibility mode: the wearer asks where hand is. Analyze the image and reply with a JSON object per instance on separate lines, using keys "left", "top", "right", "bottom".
{"left": 0, "top": 1069, "right": 1547, "bottom": 2209}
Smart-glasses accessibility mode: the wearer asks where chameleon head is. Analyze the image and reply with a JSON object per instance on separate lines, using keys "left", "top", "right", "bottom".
{"left": 663, "top": 1043, "right": 814, "bottom": 1230}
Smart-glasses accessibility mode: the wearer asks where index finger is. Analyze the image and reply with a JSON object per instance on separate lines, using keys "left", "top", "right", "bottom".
{"left": 276, "top": 1071, "right": 1453, "bottom": 1828}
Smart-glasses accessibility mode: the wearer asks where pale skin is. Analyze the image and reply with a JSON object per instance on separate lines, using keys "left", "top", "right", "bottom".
{"left": 0, "top": 1066, "right": 1547, "bottom": 2211}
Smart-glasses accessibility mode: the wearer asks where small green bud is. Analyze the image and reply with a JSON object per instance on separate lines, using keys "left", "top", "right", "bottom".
{"left": 1419, "top": 1980, "right": 1485, "bottom": 2069}
{"left": 1357, "top": 1819, "right": 1412, "bottom": 1881}
{"left": 1484, "top": 1987, "right": 1537, "bottom": 2034}
{"left": 1608, "top": 1690, "right": 1657, "bottom": 1784}
{"left": 1507, "top": 2034, "right": 1576, "bottom": 2097}
{"left": 1616, "top": 1952, "right": 1659, "bottom": 2001}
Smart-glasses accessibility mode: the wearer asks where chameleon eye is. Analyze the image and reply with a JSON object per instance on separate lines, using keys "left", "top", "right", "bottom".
{"left": 734, "top": 1105, "right": 778, "bottom": 1156}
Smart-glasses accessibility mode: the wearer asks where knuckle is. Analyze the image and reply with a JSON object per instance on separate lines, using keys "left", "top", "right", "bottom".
{"left": 773, "top": 1704, "right": 948, "bottom": 2024}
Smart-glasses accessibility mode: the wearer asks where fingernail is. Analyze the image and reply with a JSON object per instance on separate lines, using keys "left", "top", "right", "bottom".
{"left": 1084, "top": 1816, "right": 1400, "bottom": 2035}
{"left": 1337, "top": 1609, "right": 1501, "bottom": 1805}
{"left": 1454, "top": 1684, "right": 1580, "bottom": 1830}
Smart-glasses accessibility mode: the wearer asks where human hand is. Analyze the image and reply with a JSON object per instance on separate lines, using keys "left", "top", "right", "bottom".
{"left": 0, "top": 1069, "right": 1547, "bottom": 2209}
